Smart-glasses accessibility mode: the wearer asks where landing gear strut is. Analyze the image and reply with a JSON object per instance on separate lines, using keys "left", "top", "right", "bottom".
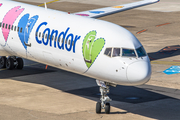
{"left": 0, "top": 56, "right": 24, "bottom": 70}
{"left": 96, "top": 80, "right": 116, "bottom": 114}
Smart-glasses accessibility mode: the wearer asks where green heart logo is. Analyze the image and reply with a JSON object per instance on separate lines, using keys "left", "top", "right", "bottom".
{"left": 82, "top": 31, "right": 105, "bottom": 68}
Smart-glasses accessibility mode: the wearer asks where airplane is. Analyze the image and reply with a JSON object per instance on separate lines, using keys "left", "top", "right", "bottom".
{"left": 0, "top": 0, "right": 159, "bottom": 114}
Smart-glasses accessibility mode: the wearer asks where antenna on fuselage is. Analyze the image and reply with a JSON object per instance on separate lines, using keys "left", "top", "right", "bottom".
{"left": 44, "top": 2, "right": 47, "bottom": 10}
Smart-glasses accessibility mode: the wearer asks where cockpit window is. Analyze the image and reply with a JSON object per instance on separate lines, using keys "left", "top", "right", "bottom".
{"left": 104, "top": 48, "right": 112, "bottom": 57}
{"left": 136, "top": 46, "right": 146, "bottom": 57}
{"left": 112, "top": 48, "right": 120, "bottom": 57}
{"left": 122, "top": 48, "right": 136, "bottom": 57}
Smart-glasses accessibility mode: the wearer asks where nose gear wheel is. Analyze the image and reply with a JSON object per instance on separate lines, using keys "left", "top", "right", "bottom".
{"left": 96, "top": 80, "right": 116, "bottom": 114}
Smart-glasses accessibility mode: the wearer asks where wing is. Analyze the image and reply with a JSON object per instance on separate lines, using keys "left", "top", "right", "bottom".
{"left": 74, "top": 0, "right": 159, "bottom": 18}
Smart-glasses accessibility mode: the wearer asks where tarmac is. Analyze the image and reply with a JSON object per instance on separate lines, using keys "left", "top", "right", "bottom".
{"left": 1, "top": 0, "right": 180, "bottom": 119}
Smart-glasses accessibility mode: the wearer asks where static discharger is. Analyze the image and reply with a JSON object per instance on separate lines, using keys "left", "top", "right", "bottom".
{"left": 136, "top": 29, "right": 147, "bottom": 34}
{"left": 156, "top": 23, "right": 171, "bottom": 27}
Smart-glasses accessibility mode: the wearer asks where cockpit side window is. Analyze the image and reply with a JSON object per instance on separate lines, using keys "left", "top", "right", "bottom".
{"left": 104, "top": 48, "right": 112, "bottom": 57}
{"left": 136, "top": 46, "right": 146, "bottom": 57}
{"left": 122, "top": 48, "right": 136, "bottom": 57}
{"left": 112, "top": 48, "right": 120, "bottom": 57}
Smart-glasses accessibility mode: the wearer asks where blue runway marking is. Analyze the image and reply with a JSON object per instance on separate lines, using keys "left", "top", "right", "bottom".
{"left": 163, "top": 66, "right": 180, "bottom": 75}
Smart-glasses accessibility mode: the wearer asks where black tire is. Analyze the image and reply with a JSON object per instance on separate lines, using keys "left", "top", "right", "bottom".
{"left": 105, "top": 103, "right": 110, "bottom": 114}
{"left": 6, "top": 58, "right": 14, "bottom": 70}
{"left": 17, "top": 58, "right": 24, "bottom": 70}
{"left": 96, "top": 102, "right": 101, "bottom": 114}
{"left": 0, "top": 56, "right": 7, "bottom": 68}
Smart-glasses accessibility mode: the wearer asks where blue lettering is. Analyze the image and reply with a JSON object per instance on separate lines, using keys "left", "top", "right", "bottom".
{"left": 73, "top": 35, "right": 81, "bottom": 53}
{"left": 57, "top": 28, "right": 70, "bottom": 50}
{"left": 43, "top": 28, "right": 50, "bottom": 46}
{"left": 65, "top": 33, "right": 73, "bottom": 51}
{"left": 50, "top": 30, "right": 58, "bottom": 48}
{"left": 35, "top": 22, "right": 81, "bottom": 53}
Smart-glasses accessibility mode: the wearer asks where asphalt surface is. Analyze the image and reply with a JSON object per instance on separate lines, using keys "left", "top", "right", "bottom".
{"left": 1, "top": 0, "right": 180, "bottom": 120}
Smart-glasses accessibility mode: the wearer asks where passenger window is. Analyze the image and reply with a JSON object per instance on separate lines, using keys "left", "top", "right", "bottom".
{"left": 68, "top": 40, "right": 71, "bottom": 45}
{"left": 2, "top": 23, "right": 5, "bottom": 28}
{"left": 17, "top": 27, "right": 19, "bottom": 32}
{"left": 14, "top": 26, "right": 16, "bottom": 31}
{"left": 58, "top": 37, "right": 60, "bottom": 42}
{"left": 104, "top": 48, "right": 112, "bottom": 57}
{"left": 5, "top": 24, "right": 8, "bottom": 29}
{"left": 112, "top": 48, "right": 120, "bottom": 57}
{"left": 55, "top": 36, "right": 57, "bottom": 42}
{"left": 122, "top": 49, "right": 136, "bottom": 57}
{"left": 6, "top": 24, "right": 8, "bottom": 29}
{"left": 39, "top": 32, "right": 41, "bottom": 37}
{"left": 8, "top": 25, "right": 11, "bottom": 30}
{"left": 11, "top": 25, "right": 13, "bottom": 30}
{"left": 72, "top": 41, "right": 74, "bottom": 46}
{"left": 20, "top": 28, "right": 23, "bottom": 33}
{"left": 136, "top": 46, "right": 146, "bottom": 57}
{"left": 0, "top": 22, "right": 2, "bottom": 28}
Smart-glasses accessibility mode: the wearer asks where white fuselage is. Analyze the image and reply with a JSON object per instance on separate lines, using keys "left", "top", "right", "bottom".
{"left": 0, "top": 1, "right": 151, "bottom": 86}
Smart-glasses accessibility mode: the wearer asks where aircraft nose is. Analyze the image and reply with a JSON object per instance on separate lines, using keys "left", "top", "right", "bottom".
{"left": 127, "top": 61, "right": 151, "bottom": 85}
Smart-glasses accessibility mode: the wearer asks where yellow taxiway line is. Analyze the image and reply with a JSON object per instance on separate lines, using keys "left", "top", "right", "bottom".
{"left": 38, "top": 0, "right": 59, "bottom": 7}
{"left": 151, "top": 61, "right": 180, "bottom": 65}
{"left": 0, "top": 68, "right": 6, "bottom": 71}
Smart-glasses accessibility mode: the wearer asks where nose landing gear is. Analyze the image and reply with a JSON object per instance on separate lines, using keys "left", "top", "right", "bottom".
{"left": 96, "top": 80, "right": 116, "bottom": 114}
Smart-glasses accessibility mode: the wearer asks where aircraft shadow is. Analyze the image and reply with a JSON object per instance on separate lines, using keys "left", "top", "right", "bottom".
{"left": 148, "top": 45, "right": 180, "bottom": 61}
{"left": 0, "top": 66, "right": 55, "bottom": 79}
{"left": 1, "top": 65, "right": 180, "bottom": 120}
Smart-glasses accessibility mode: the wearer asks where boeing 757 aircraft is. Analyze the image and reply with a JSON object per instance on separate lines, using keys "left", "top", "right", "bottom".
{"left": 0, "top": 0, "right": 159, "bottom": 114}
